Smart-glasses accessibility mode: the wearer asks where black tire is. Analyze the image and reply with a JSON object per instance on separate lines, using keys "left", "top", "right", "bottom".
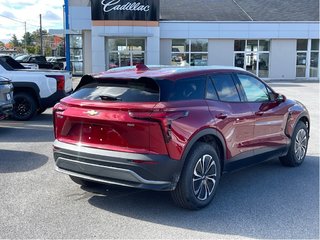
{"left": 171, "top": 143, "right": 221, "bottom": 210}
{"left": 280, "top": 121, "right": 308, "bottom": 167}
{"left": 11, "top": 92, "right": 37, "bottom": 121}
{"left": 69, "top": 175, "right": 96, "bottom": 187}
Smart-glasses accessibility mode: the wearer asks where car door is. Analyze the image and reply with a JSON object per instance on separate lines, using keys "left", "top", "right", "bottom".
{"left": 235, "top": 73, "right": 288, "bottom": 155}
{"left": 206, "top": 73, "right": 256, "bottom": 161}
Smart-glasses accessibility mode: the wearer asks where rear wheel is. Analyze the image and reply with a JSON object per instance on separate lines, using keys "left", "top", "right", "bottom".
{"left": 69, "top": 175, "right": 96, "bottom": 187}
{"left": 280, "top": 121, "right": 308, "bottom": 167}
{"left": 11, "top": 92, "right": 37, "bottom": 121}
{"left": 171, "top": 143, "right": 221, "bottom": 210}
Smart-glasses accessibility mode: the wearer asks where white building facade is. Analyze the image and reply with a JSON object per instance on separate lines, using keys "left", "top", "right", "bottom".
{"left": 66, "top": 0, "right": 320, "bottom": 80}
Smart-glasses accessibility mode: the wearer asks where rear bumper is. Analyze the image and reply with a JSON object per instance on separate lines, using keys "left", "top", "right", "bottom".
{"left": 53, "top": 140, "right": 182, "bottom": 191}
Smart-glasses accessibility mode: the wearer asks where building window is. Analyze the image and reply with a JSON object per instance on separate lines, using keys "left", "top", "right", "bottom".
{"left": 70, "top": 35, "right": 83, "bottom": 75}
{"left": 107, "top": 38, "right": 145, "bottom": 69}
{"left": 234, "top": 40, "right": 270, "bottom": 78}
{"left": 171, "top": 39, "right": 208, "bottom": 66}
{"left": 310, "top": 39, "right": 319, "bottom": 78}
{"left": 296, "top": 39, "right": 308, "bottom": 77}
{"left": 296, "top": 39, "right": 319, "bottom": 78}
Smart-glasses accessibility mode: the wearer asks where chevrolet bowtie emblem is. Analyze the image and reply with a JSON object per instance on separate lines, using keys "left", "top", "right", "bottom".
{"left": 86, "top": 110, "right": 99, "bottom": 116}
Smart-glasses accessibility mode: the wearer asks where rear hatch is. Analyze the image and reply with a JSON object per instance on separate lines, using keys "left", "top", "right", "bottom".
{"left": 54, "top": 77, "right": 167, "bottom": 154}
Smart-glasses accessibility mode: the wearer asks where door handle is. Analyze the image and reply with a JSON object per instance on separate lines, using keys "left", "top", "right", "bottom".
{"left": 216, "top": 113, "right": 228, "bottom": 120}
{"left": 255, "top": 111, "right": 264, "bottom": 116}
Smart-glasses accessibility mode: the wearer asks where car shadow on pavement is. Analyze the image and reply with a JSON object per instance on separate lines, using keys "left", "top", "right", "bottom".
{"left": 0, "top": 150, "right": 48, "bottom": 173}
{"left": 87, "top": 156, "right": 319, "bottom": 239}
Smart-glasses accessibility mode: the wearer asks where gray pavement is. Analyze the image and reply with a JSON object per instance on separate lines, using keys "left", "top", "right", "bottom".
{"left": 0, "top": 82, "right": 319, "bottom": 239}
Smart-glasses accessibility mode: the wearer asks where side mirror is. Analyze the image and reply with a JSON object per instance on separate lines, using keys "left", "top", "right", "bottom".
{"left": 275, "top": 93, "right": 286, "bottom": 103}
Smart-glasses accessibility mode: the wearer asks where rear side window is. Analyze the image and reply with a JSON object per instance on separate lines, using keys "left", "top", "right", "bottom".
{"left": 71, "top": 77, "right": 160, "bottom": 102}
{"left": 157, "top": 76, "right": 206, "bottom": 101}
{"left": 210, "top": 74, "right": 241, "bottom": 102}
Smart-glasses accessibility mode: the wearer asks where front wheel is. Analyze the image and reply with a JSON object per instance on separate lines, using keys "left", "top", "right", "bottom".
{"left": 171, "top": 143, "right": 221, "bottom": 210}
{"left": 280, "top": 121, "right": 308, "bottom": 167}
{"left": 11, "top": 93, "right": 37, "bottom": 121}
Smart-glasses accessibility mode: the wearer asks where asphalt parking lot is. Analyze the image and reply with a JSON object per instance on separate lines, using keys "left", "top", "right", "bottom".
{"left": 0, "top": 81, "right": 319, "bottom": 239}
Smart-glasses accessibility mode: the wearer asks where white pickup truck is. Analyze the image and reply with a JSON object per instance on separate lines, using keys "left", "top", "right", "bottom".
{"left": 0, "top": 56, "right": 73, "bottom": 120}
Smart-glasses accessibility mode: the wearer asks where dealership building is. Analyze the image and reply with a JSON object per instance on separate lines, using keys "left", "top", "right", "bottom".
{"left": 65, "top": 0, "right": 319, "bottom": 80}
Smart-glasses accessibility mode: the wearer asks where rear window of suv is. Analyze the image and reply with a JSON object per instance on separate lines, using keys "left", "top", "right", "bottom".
{"left": 72, "top": 76, "right": 206, "bottom": 103}
{"left": 71, "top": 77, "right": 160, "bottom": 102}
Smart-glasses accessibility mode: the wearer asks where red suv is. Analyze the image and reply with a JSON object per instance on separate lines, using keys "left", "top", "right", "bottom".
{"left": 53, "top": 65, "right": 310, "bottom": 209}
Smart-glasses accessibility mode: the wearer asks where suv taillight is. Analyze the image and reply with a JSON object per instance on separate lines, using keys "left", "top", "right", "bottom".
{"left": 129, "top": 110, "right": 189, "bottom": 142}
{"left": 47, "top": 75, "right": 65, "bottom": 91}
{"left": 53, "top": 103, "right": 67, "bottom": 138}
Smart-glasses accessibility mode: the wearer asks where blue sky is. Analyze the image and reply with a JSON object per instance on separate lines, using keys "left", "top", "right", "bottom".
{"left": 0, "top": 0, "right": 64, "bottom": 43}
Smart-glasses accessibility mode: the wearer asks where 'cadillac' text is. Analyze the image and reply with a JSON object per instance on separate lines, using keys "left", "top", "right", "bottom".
{"left": 101, "top": 0, "right": 151, "bottom": 13}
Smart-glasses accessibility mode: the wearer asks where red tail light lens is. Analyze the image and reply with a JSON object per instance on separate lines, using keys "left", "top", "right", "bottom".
{"left": 47, "top": 75, "right": 65, "bottom": 91}
{"left": 129, "top": 110, "right": 189, "bottom": 142}
{"left": 53, "top": 103, "right": 67, "bottom": 138}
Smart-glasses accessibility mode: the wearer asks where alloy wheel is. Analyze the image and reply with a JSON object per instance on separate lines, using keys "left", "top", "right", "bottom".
{"left": 294, "top": 129, "right": 307, "bottom": 162}
{"left": 192, "top": 154, "right": 217, "bottom": 201}
{"left": 14, "top": 97, "right": 32, "bottom": 118}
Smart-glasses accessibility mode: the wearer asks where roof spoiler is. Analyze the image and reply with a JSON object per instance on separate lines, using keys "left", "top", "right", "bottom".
{"left": 74, "top": 75, "right": 97, "bottom": 92}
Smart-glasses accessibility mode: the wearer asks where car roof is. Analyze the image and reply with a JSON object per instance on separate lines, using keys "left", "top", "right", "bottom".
{"left": 93, "top": 65, "right": 247, "bottom": 80}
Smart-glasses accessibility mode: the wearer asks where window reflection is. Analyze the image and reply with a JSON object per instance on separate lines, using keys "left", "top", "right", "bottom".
{"left": 171, "top": 39, "right": 208, "bottom": 66}
{"left": 234, "top": 40, "right": 270, "bottom": 78}
{"left": 310, "top": 52, "right": 319, "bottom": 78}
{"left": 296, "top": 52, "right": 307, "bottom": 77}
{"left": 107, "top": 38, "right": 145, "bottom": 69}
{"left": 70, "top": 34, "right": 83, "bottom": 75}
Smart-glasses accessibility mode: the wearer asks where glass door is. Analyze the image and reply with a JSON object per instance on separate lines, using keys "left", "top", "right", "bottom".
{"left": 107, "top": 38, "right": 145, "bottom": 69}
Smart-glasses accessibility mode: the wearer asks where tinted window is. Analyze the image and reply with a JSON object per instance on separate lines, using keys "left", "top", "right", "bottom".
{"left": 206, "top": 78, "right": 218, "bottom": 100}
{"left": 71, "top": 78, "right": 160, "bottom": 102}
{"left": 237, "top": 74, "right": 269, "bottom": 102}
{"left": 211, "top": 74, "right": 240, "bottom": 102}
{"left": 157, "top": 76, "right": 206, "bottom": 101}
{"left": 35, "top": 56, "right": 47, "bottom": 62}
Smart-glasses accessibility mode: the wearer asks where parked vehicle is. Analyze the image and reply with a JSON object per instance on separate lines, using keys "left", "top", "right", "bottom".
{"left": 0, "top": 76, "right": 13, "bottom": 120}
{"left": 53, "top": 65, "right": 310, "bottom": 209}
{"left": 47, "top": 57, "right": 67, "bottom": 70}
{"left": 15, "top": 55, "right": 54, "bottom": 70}
{"left": 0, "top": 55, "right": 73, "bottom": 120}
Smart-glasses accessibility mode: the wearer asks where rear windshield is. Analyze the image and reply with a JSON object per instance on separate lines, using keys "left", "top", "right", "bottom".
{"left": 72, "top": 75, "right": 206, "bottom": 103}
{"left": 71, "top": 77, "right": 160, "bottom": 102}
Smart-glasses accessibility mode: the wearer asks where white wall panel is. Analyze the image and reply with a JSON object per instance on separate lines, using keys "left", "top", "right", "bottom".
{"left": 269, "top": 39, "right": 296, "bottom": 79}
{"left": 160, "top": 39, "right": 172, "bottom": 65}
{"left": 160, "top": 22, "right": 319, "bottom": 39}
{"left": 208, "top": 39, "right": 234, "bottom": 66}
{"left": 69, "top": 7, "right": 91, "bottom": 30}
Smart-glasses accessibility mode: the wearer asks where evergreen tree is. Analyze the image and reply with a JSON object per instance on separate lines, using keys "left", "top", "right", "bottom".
{"left": 10, "top": 34, "right": 20, "bottom": 47}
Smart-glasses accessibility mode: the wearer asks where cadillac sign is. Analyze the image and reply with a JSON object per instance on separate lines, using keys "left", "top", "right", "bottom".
{"left": 91, "top": 0, "right": 160, "bottom": 21}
